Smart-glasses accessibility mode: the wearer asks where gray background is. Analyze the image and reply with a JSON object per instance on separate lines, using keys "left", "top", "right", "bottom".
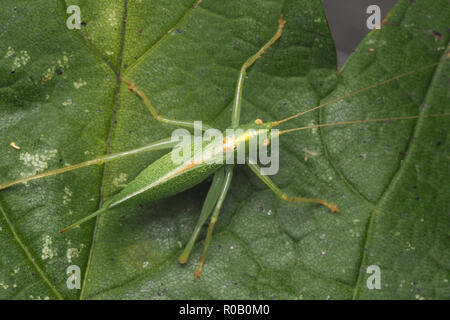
{"left": 322, "top": 0, "right": 398, "bottom": 67}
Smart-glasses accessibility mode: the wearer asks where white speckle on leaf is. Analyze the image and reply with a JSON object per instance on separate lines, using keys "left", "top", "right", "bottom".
{"left": 4, "top": 46, "right": 14, "bottom": 58}
{"left": 66, "top": 248, "right": 78, "bottom": 263}
{"left": 73, "top": 79, "right": 87, "bottom": 89}
{"left": 0, "top": 281, "right": 9, "bottom": 290}
{"left": 142, "top": 261, "right": 149, "bottom": 268}
{"left": 41, "top": 235, "right": 57, "bottom": 260}
{"left": 113, "top": 173, "right": 128, "bottom": 187}
{"left": 43, "top": 67, "right": 55, "bottom": 81}
{"left": 349, "top": 228, "right": 360, "bottom": 238}
{"left": 63, "top": 187, "right": 72, "bottom": 205}
{"left": 10, "top": 267, "right": 20, "bottom": 276}
{"left": 66, "top": 243, "right": 84, "bottom": 263}
{"left": 308, "top": 120, "right": 318, "bottom": 135}
{"left": 4, "top": 47, "right": 30, "bottom": 70}
{"left": 62, "top": 98, "right": 73, "bottom": 106}
{"left": 108, "top": 11, "right": 118, "bottom": 26}
{"left": 406, "top": 242, "right": 415, "bottom": 251}
{"left": 42, "top": 52, "right": 70, "bottom": 81}
{"left": 19, "top": 149, "right": 58, "bottom": 179}
{"left": 13, "top": 50, "right": 30, "bottom": 69}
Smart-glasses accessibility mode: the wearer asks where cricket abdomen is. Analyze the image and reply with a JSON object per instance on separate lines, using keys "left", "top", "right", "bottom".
{"left": 105, "top": 148, "right": 222, "bottom": 211}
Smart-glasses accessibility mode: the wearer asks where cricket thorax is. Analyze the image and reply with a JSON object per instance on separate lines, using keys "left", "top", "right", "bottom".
{"left": 222, "top": 127, "right": 271, "bottom": 151}
{"left": 219, "top": 121, "right": 276, "bottom": 164}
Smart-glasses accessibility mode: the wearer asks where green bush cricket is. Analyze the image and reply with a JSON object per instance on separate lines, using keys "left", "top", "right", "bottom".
{"left": 1, "top": 14, "right": 449, "bottom": 282}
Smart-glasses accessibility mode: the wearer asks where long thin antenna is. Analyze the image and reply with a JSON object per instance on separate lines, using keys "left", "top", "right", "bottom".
{"left": 277, "top": 113, "right": 450, "bottom": 136}
{"left": 273, "top": 60, "right": 447, "bottom": 126}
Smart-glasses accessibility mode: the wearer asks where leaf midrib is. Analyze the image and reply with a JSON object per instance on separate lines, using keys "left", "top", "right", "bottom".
{"left": 78, "top": 0, "right": 202, "bottom": 299}
{"left": 78, "top": 0, "right": 129, "bottom": 300}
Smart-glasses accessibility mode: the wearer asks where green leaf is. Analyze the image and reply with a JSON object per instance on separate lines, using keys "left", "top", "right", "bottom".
{"left": 0, "top": 0, "right": 448, "bottom": 300}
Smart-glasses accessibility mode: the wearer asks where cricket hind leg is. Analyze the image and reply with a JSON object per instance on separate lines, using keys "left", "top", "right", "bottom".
{"left": 0, "top": 137, "right": 178, "bottom": 191}
{"left": 125, "top": 80, "right": 212, "bottom": 131}
{"left": 194, "top": 166, "right": 234, "bottom": 279}
{"left": 60, "top": 201, "right": 111, "bottom": 233}
{"left": 231, "top": 15, "right": 286, "bottom": 128}
{"left": 178, "top": 167, "right": 227, "bottom": 264}
{"left": 247, "top": 162, "right": 339, "bottom": 213}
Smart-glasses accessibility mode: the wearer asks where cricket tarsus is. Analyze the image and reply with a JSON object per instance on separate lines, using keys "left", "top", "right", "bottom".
{"left": 60, "top": 205, "right": 110, "bottom": 233}
{"left": 248, "top": 162, "right": 340, "bottom": 213}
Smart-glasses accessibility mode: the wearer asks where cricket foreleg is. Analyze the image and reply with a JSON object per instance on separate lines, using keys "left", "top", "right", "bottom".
{"left": 125, "top": 80, "right": 212, "bottom": 130}
{"left": 194, "top": 166, "right": 233, "bottom": 279}
{"left": 247, "top": 162, "right": 339, "bottom": 213}
{"left": 231, "top": 15, "right": 285, "bottom": 127}
{"left": 178, "top": 167, "right": 226, "bottom": 264}
{"left": 0, "top": 137, "right": 178, "bottom": 191}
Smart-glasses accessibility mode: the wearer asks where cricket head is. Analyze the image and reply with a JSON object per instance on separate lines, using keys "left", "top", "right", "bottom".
{"left": 224, "top": 119, "right": 277, "bottom": 150}
{"left": 216, "top": 119, "right": 280, "bottom": 169}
